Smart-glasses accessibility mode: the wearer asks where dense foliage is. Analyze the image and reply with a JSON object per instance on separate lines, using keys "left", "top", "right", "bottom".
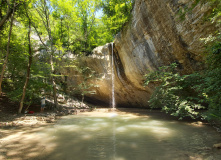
{"left": 0, "top": 0, "right": 134, "bottom": 113}
{"left": 144, "top": 64, "right": 206, "bottom": 119}
{"left": 145, "top": 0, "right": 221, "bottom": 121}
{"left": 100, "top": 0, "right": 134, "bottom": 36}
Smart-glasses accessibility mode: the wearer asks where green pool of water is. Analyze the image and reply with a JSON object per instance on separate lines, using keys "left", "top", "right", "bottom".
{"left": 38, "top": 109, "right": 221, "bottom": 160}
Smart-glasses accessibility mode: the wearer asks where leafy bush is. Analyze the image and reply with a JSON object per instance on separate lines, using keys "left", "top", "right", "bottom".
{"left": 200, "top": 0, "right": 221, "bottom": 120}
{"left": 144, "top": 63, "right": 206, "bottom": 119}
{"left": 201, "top": 36, "right": 221, "bottom": 121}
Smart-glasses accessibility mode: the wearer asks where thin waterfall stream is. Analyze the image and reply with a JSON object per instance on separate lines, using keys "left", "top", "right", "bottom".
{"left": 111, "top": 42, "right": 115, "bottom": 109}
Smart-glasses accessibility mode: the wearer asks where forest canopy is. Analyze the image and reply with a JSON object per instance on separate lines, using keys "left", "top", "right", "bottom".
{"left": 0, "top": 0, "right": 134, "bottom": 113}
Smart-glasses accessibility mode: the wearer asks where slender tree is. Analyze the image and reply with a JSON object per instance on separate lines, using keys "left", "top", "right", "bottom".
{"left": 0, "top": 0, "right": 22, "bottom": 30}
{"left": 35, "top": 0, "right": 58, "bottom": 109}
{"left": 0, "top": 2, "right": 15, "bottom": 95}
{"left": 18, "top": 7, "right": 33, "bottom": 114}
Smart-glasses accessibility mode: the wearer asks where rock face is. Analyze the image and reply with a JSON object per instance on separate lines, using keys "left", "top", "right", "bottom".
{"left": 65, "top": 0, "right": 217, "bottom": 107}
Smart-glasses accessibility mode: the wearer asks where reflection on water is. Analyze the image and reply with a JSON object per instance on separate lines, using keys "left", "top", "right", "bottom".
{"left": 37, "top": 110, "right": 221, "bottom": 160}
{"left": 2, "top": 110, "right": 221, "bottom": 160}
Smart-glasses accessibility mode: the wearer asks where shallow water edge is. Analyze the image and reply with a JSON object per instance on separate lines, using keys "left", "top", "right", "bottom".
{"left": 1, "top": 109, "right": 221, "bottom": 160}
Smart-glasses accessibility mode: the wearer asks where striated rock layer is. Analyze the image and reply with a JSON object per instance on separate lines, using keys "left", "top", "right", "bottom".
{"left": 65, "top": 0, "right": 217, "bottom": 107}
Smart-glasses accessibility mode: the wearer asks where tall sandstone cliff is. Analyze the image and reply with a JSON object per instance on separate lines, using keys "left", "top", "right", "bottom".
{"left": 65, "top": 0, "right": 217, "bottom": 107}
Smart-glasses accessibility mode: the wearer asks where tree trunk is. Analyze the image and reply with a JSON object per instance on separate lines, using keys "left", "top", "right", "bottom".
{"left": 34, "top": 0, "right": 58, "bottom": 109}
{"left": 52, "top": 79, "right": 58, "bottom": 109}
{"left": 0, "top": 0, "right": 21, "bottom": 30}
{"left": 0, "top": 6, "right": 14, "bottom": 95}
{"left": 44, "top": 0, "right": 58, "bottom": 109}
{"left": 50, "top": 53, "right": 58, "bottom": 109}
{"left": 0, "top": 0, "right": 13, "bottom": 29}
{"left": 18, "top": 14, "right": 32, "bottom": 114}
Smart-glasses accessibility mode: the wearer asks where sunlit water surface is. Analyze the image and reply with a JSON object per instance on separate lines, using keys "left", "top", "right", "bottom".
{"left": 34, "top": 110, "right": 221, "bottom": 160}
{"left": 3, "top": 110, "right": 221, "bottom": 160}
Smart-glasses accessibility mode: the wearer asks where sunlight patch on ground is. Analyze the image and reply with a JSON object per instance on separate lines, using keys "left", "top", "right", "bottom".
{"left": 1, "top": 131, "right": 24, "bottom": 141}
{"left": 0, "top": 127, "right": 53, "bottom": 160}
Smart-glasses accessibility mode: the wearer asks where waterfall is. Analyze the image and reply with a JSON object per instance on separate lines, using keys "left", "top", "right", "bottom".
{"left": 111, "top": 42, "right": 115, "bottom": 109}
